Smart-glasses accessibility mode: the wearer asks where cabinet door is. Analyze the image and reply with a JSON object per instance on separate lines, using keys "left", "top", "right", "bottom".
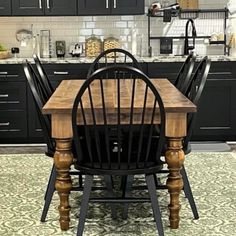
{"left": 0, "top": 0, "right": 11, "bottom": 15}
{"left": 45, "top": 0, "right": 77, "bottom": 16}
{"left": 12, "top": 0, "right": 44, "bottom": 15}
{"left": 192, "top": 62, "right": 236, "bottom": 141}
{"left": 193, "top": 79, "right": 236, "bottom": 141}
{"left": 111, "top": 0, "right": 144, "bottom": 15}
{"left": 147, "top": 62, "right": 181, "bottom": 83}
{"left": 0, "top": 80, "right": 27, "bottom": 140}
{"left": 27, "top": 89, "right": 43, "bottom": 139}
{"left": 78, "top": 0, "right": 111, "bottom": 15}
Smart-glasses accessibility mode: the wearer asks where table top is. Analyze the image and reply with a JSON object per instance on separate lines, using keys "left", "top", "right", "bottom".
{"left": 42, "top": 79, "right": 196, "bottom": 115}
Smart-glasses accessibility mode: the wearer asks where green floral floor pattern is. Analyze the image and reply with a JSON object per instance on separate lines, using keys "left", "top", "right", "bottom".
{"left": 0, "top": 152, "right": 236, "bottom": 236}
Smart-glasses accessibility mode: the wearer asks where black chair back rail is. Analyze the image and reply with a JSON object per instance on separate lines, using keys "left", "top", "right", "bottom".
{"left": 72, "top": 65, "right": 166, "bottom": 175}
{"left": 23, "top": 60, "right": 54, "bottom": 154}
{"left": 87, "top": 48, "right": 142, "bottom": 78}
{"left": 33, "top": 54, "right": 54, "bottom": 98}
{"left": 184, "top": 56, "right": 211, "bottom": 148}
{"left": 174, "top": 52, "right": 196, "bottom": 94}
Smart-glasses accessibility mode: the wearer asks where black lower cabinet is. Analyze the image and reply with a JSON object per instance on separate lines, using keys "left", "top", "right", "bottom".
{"left": 1, "top": 61, "right": 236, "bottom": 143}
{"left": 147, "top": 61, "right": 236, "bottom": 141}
{"left": 192, "top": 79, "right": 236, "bottom": 141}
{"left": 147, "top": 62, "right": 181, "bottom": 83}
{"left": 192, "top": 62, "right": 236, "bottom": 140}
{"left": 0, "top": 65, "right": 27, "bottom": 143}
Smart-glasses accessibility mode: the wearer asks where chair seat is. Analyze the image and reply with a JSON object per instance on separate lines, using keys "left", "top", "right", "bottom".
{"left": 78, "top": 162, "right": 163, "bottom": 175}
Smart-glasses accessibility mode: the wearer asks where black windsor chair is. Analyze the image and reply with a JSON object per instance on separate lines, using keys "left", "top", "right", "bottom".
{"left": 88, "top": 48, "right": 144, "bottom": 196}
{"left": 23, "top": 60, "right": 116, "bottom": 222}
{"left": 123, "top": 56, "right": 211, "bottom": 221}
{"left": 159, "top": 56, "right": 211, "bottom": 220}
{"left": 72, "top": 65, "right": 166, "bottom": 236}
{"left": 86, "top": 48, "right": 142, "bottom": 78}
{"left": 22, "top": 60, "right": 84, "bottom": 222}
{"left": 174, "top": 52, "right": 196, "bottom": 94}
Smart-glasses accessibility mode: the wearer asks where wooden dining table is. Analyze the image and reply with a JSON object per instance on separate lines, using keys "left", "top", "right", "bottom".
{"left": 42, "top": 78, "right": 196, "bottom": 231}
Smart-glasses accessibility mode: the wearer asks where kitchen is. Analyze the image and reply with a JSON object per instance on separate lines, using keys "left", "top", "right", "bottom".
{"left": 0, "top": 0, "right": 236, "bottom": 236}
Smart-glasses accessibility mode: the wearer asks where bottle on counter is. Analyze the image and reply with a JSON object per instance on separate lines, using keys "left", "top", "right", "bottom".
{"left": 32, "top": 34, "right": 40, "bottom": 58}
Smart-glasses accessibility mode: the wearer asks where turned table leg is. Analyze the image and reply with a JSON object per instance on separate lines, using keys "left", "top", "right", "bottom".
{"left": 165, "top": 137, "right": 185, "bottom": 229}
{"left": 54, "top": 138, "right": 73, "bottom": 230}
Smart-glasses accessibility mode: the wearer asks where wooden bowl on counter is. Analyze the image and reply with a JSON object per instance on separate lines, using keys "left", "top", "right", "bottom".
{"left": 0, "top": 50, "right": 11, "bottom": 59}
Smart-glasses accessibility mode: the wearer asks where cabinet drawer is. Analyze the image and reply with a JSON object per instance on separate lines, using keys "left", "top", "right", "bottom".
{"left": 0, "top": 65, "right": 25, "bottom": 81}
{"left": 207, "top": 62, "right": 235, "bottom": 80}
{"left": 44, "top": 64, "right": 91, "bottom": 80}
{"left": 0, "top": 111, "right": 27, "bottom": 138}
{"left": 0, "top": 82, "right": 26, "bottom": 110}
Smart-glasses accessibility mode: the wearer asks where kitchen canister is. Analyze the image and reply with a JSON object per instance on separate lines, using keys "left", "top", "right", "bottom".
{"left": 40, "top": 30, "right": 51, "bottom": 58}
{"left": 85, "top": 35, "right": 102, "bottom": 58}
{"left": 103, "top": 37, "right": 120, "bottom": 57}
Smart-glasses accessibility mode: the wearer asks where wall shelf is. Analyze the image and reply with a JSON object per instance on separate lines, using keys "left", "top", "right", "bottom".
{"left": 209, "top": 41, "right": 226, "bottom": 45}
{"left": 147, "top": 8, "right": 229, "bottom": 57}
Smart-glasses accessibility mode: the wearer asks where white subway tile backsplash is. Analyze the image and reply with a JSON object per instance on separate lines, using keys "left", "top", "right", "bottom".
{"left": 121, "top": 16, "right": 134, "bottom": 21}
{"left": 79, "top": 29, "right": 92, "bottom": 36}
{"left": 92, "top": 29, "right": 103, "bottom": 36}
{"left": 115, "top": 21, "right": 127, "bottom": 28}
{"left": 0, "top": 0, "right": 229, "bottom": 57}
{"left": 86, "top": 22, "right": 95, "bottom": 28}
{"left": 92, "top": 16, "right": 107, "bottom": 21}
{"left": 128, "top": 21, "right": 135, "bottom": 28}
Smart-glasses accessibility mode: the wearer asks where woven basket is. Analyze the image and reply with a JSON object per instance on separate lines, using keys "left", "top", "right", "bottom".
{"left": 0, "top": 50, "right": 10, "bottom": 59}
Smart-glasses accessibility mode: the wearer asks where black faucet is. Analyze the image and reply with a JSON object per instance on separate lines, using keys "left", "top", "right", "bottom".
{"left": 184, "top": 19, "right": 197, "bottom": 55}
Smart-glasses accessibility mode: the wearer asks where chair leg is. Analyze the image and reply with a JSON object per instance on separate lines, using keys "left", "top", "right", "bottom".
{"left": 181, "top": 165, "right": 199, "bottom": 219}
{"left": 79, "top": 173, "right": 83, "bottom": 188}
{"left": 77, "top": 175, "right": 93, "bottom": 236}
{"left": 153, "top": 174, "right": 162, "bottom": 187}
{"left": 104, "top": 175, "right": 117, "bottom": 219}
{"left": 122, "top": 175, "right": 134, "bottom": 220}
{"left": 119, "top": 175, "right": 126, "bottom": 191}
{"left": 145, "top": 174, "right": 164, "bottom": 236}
{"left": 40, "top": 164, "right": 57, "bottom": 222}
{"left": 43, "top": 164, "right": 56, "bottom": 200}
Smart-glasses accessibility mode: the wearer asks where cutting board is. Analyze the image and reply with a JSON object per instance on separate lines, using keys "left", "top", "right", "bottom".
{"left": 177, "top": 0, "right": 199, "bottom": 9}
